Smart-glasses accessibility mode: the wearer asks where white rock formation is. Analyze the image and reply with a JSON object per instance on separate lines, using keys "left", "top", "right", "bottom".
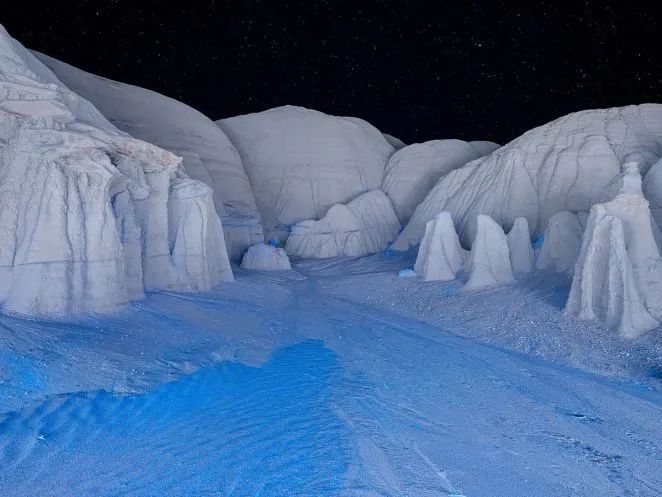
{"left": 218, "top": 106, "right": 394, "bottom": 241}
{"left": 643, "top": 156, "right": 662, "bottom": 231}
{"left": 469, "top": 140, "right": 502, "bottom": 157}
{"left": 566, "top": 163, "right": 662, "bottom": 337}
{"left": 240, "top": 244, "right": 292, "bottom": 271}
{"left": 381, "top": 139, "right": 500, "bottom": 223}
{"left": 393, "top": 105, "right": 662, "bottom": 250}
{"left": 642, "top": 159, "right": 662, "bottom": 249}
{"left": 0, "top": 26, "right": 232, "bottom": 316}
{"left": 463, "top": 215, "right": 514, "bottom": 291}
{"left": 34, "top": 52, "right": 263, "bottom": 260}
{"left": 285, "top": 190, "right": 400, "bottom": 258}
{"left": 536, "top": 211, "right": 586, "bottom": 274}
{"left": 566, "top": 215, "right": 657, "bottom": 338}
{"left": 169, "top": 178, "right": 232, "bottom": 290}
{"left": 414, "top": 211, "right": 465, "bottom": 281}
{"left": 382, "top": 133, "right": 406, "bottom": 150}
{"left": 507, "top": 217, "right": 534, "bottom": 274}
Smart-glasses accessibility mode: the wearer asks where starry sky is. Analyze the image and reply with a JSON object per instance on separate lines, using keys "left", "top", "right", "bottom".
{"left": 2, "top": 1, "right": 660, "bottom": 144}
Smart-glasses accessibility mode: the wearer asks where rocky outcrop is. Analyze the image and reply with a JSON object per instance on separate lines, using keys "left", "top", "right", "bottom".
{"left": 382, "top": 133, "right": 406, "bottom": 150}
{"left": 240, "top": 244, "right": 292, "bottom": 271}
{"left": 34, "top": 52, "right": 262, "bottom": 260}
{"left": 566, "top": 163, "right": 662, "bottom": 337}
{"left": 218, "top": 106, "right": 394, "bottom": 242}
{"left": 394, "top": 105, "right": 662, "bottom": 251}
{"left": 0, "top": 26, "right": 232, "bottom": 316}
{"left": 463, "top": 215, "right": 514, "bottom": 291}
{"left": 285, "top": 190, "right": 400, "bottom": 259}
{"left": 536, "top": 211, "right": 587, "bottom": 274}
{"left": 382, "top": 139, "right": 499, "bottom": 223}
{"left": 507, "top": 217, "right": 534, "bottom": 274}
{"left": 414, "top": 211, "right": 466, "bottom": 281}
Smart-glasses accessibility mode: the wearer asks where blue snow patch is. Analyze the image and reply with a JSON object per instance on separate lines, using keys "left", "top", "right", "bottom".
{"left": 0, "top": 340, "right": 350, "bottom": 497}
{"left": 440, "top": 281, "right": 462, "bottom": 296}
{"left": 0, "top": 352, "right": 45, "bottom": 408}
{"left": 398, "top": 268, "right": 417, "bottom": 278}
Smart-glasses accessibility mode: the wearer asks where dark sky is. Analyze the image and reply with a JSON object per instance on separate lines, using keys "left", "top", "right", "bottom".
{"left": 2, "top": 1, "right": 660, "bottom": 144}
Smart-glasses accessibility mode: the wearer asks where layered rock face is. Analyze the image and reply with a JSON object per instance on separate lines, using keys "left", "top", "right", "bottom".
{"left": 566, "top": 163, "right": 662, "bottom": 337}
{"left": 34, "top": 52, "right": 262, "bottom": 260}
{"left": 463, "top": 215, "right": 514, "bottom": 291}
{"left": 382, "top": 139, "right": 499, "bottom": 223}
{"left": 218, "top": 106, "right": 394, "bottom": 241}
{"left": 0, "top": 26, "right": 232, "bottom": 316}
{"left": 506, "top": 217, "right": 534, "bottom": 274}
{"left": 413, "top": 211, "right": 466, "bottom": 282}
{"left": 382, "top": 133, "right": 406, "bottom": 150}
{"left": 536, "top": 211, "right": 588, "bottom": 274}
{"left": 285, "top": 190, "right": 400, "bottom": 259}
{"left": 393, "top": 105, "right": 662, "bottom": 250}
{"left": 643, "top": 156, "right": 662, "bottom": 231}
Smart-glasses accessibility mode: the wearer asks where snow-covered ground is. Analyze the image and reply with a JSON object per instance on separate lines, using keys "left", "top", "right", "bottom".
{"left": 1, "top": 254, "right": 660, "bottom": 496}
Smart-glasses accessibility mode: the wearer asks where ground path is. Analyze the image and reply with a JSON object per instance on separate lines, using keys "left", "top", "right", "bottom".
{"left": 0, "top": 267, "right": 660, "bottom": 496}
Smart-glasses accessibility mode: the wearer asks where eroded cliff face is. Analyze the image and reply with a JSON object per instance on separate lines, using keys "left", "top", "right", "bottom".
{"left": 394, "top": 105, "right": 662, "bottom": 250}
{"left": 566, "top": 163, "right": 662, "bottom": 337}
{"left": 218, "top": 105, "right": 395, "bottom": 242}
{"left": 34, "top": 51, "right": 263, "bottom": 261}
{"left": 285, "top": 189, "right": 400, "bottom": 259}
{"left": 0, "top": 26, "right": 232, "bottom": 316}
{"left": 382, "top": 139, "right": 499, "bottom": 224}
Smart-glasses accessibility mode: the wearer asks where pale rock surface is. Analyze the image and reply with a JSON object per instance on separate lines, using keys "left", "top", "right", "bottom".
{"left": 382, "top": 133, "right": 406, "bottom": 150}
{"left": 285, "top": 190, "right": 400, "bottom": 258}
{"left": 240, "top": 243, "right": 292, "bottom": 271}
{"left": 469, "top": 140, "right": 502, "bottom": 157}
{"left": 536, "top": 211, "right": 586, "bottom": 274}
{"left": 566, "top": 163, "right": 662, "bottom": 337}
{"left": 565, "top": 215, "right": 657, "bottom": 338}
{"left": 0, "top": 26, "right": 232, "bottom": 316}
{"left": 169, "top": 178, "right": 233, "bottom": 289}
{"left": 642, "top": 156, "right": 662, "bottom": 231}
{"left": 394, "top": 105, "right": 662, "bottom": 250}
{"left": 218, "top": 106, "right": 394, "bottom": 241}
{"left": 414, "top": 211, "right": 466, "bottom": 281}
{"left": 382, "top": 139, "right": 500, "bottom": 223}
{"left": 34, "top": 52, "right": 263, "bottom": 260}
{"left": 507, "top": 217, "right": 534, "bottom": 274}
{"left": 463, "top": 215, "right": 514, "bottom": 291}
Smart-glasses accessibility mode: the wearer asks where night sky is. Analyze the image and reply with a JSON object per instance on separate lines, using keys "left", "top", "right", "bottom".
{"left": 2, "top": 1, "right": 660, "bottom": 144}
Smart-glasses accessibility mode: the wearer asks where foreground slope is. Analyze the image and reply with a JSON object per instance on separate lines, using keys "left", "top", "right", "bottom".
{"left": 218, "top": 106, "right": 395, "bottom": 241}
{"left": 394, "top": 105, "right": 662, "bottom": 249}
{"left": 34, "top": 52, "right": 263, "bottom": 260}
{"left": 0, "top": 26, "right": 232, "bottom": 316}
{"left": 0, "top": 261, "right": 659, "bottom": 496}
